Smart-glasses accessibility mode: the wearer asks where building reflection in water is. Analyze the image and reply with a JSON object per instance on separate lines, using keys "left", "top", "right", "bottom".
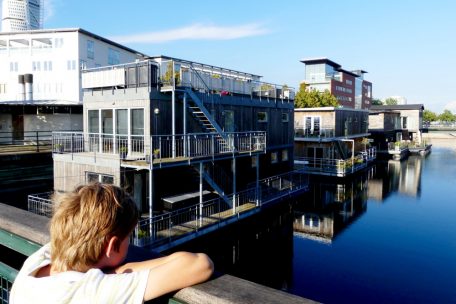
{"left": 368, "top": 155, "right": 424, "bottom": 201}
{"left": 293, "top": 155, "right": 424, "bottom": 244}
{"left": 293, "top": 175, "right": 368, "bottom": 244}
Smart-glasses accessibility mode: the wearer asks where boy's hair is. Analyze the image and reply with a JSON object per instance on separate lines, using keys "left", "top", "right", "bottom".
{"left": 50, "top": 183, "right": 139, "bottom": 272}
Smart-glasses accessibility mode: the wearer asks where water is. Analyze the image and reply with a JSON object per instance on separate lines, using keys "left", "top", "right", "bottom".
{"left": 289, "top": 146, "right": 456, "bottom": 303}
{"left": 173, "top": 143, "right": 456, "bottom": 303}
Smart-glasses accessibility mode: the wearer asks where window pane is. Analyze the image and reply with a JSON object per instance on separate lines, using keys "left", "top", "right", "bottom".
{"left": 116, "top": 109, "right": 128, "bottom": 135}
{"left": 88, "top": 110, "right": 99, "bottom": 133}
{"left": 102, "top": 175, "right": 114, "bottom": 184}
{"left": 131, "top": 109, "right": 144, "bottom": 135}
{"left": 102, "top": 110, "right": 113, "bottom": 134}
{"left": 87, "top": 172, "right": 99, "bottom": 183}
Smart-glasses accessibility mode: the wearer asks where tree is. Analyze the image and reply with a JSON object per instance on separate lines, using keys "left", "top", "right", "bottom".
{"left": 384, "top": 98, "right": 398, "bottom": 105}
{"left": 371, "top": 98, "right": 383, "bottom": 105}
{"left": 423, "top": 109, "right": 438, "bottom": 122}
{"left": 438, "top": 109, "right": 456, "bottom": 123}
{"left": 294, "top": 83, "right": 339, "bottom": 108}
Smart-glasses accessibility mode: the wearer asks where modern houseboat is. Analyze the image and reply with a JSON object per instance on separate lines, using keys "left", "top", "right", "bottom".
{"left": 368, "top": 110, "right": 409, "bottom": 160}
{"left": 47, "top": 56, "right": 308, "bottom": 249}
{"left": 369, "top": 104, "right": 431, "bottom": 157}
{"left": 294, "top": 107, "right": 376, "bottom": 177}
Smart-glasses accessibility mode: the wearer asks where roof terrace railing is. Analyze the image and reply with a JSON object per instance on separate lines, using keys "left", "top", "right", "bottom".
{"left": 157, "top": 58, "right": 295, "bottom": 102}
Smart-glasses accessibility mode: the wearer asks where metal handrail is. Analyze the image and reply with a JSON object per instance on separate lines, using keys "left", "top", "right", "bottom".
{"left": 52, "top": 131, "right": 266, "bottom": 161}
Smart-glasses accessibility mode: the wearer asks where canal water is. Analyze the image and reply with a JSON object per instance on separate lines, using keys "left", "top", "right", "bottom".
{"left": 2, "top": 141, "right": 455, "bottom": 303}
{"left": 173, "top": 142, "right": 456, "bottom": 303}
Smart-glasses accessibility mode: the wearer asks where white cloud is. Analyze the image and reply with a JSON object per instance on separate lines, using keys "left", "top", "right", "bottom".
{"left": 443, "top": 101, "right": 456, "bottom": 112}
{"left": 110, "top": 23, "right": 270, "bottom": 44}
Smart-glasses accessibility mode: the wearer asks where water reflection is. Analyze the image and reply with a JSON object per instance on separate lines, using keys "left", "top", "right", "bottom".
{"left": 293, "top": 155, "right": 424, "bottom": 244}
{"left": 293, "top": 176, "right": 368, "bottom": 244}
{"left": 368, "top": 155, "right": 423, "bottom": 201}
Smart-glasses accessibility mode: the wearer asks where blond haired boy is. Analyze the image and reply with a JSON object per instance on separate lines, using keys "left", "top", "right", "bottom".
{"left": 10, "top": 183, "right": 214, "bottom": 303}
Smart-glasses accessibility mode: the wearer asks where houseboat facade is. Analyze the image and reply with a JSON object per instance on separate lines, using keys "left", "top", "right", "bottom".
{"left": 294, "top": 107, "right": 376, "bottom": 177}
{"left": 369, "top": 104, "right": 430, "bottom": 157}
{"left": 50, "top": 56, "right": 308, "bottom": 249}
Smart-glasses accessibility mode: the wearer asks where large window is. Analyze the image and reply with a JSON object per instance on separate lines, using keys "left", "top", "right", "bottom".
{"left": 108, "top": 48, "right": 120, "bottom": 65}
{"left": 131, "top": 109, "right": 144, "bottom": 135}
{"left": 116, "top": 109, "right": 128, "bottom": 135}
{"left": 87, "top": 40, "right": 94, "bottom": 59}
{"left": 88, "top": 110, "right": 99, "bottom": 133}
{"left": 223, "top": 110, "right": 235, "bottom": 132}
{"left": 304, "top": 116, "right": 320, "bottom": 135}
{"left": 102, "top": 110, "right": 113, "bottom": 134}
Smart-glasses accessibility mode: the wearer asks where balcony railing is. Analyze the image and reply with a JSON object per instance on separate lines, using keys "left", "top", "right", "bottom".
{"left": 26, "top": 170, "right": 309, "bottom": 248}
{"left": 388, "top": 142, "right": 409, "bottom": 153}
{"left": 133, "top": 170, "right": 309, "bottom": 247}
{"left": 295, "top": 147, "right": 376, "bottom": 177}
{"left": 294, "top": 127, "right": 335, "bottom": 138}
{"left": 27, "top": 192, "right": 53, "bottom": 217}
{"left": 52, "top": 131, "right": 266, "bottom": 162}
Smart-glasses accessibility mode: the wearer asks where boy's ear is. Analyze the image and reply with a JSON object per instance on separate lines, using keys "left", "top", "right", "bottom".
{"left": 105, "top": 236, "right": 120, "bottom": 258}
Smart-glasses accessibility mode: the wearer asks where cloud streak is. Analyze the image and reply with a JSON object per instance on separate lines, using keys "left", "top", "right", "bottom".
{"left": 110, "top": 23, "right": 270, "bottom": 44}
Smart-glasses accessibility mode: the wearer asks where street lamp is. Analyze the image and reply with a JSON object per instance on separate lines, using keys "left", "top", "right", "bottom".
{"left": 154, "top": 108, "right": 160, "bottom": 135}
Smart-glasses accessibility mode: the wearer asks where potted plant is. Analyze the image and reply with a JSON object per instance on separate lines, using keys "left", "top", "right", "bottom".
{"left": 153, "top": 148, "right": 160, "bottom": 159}
{"left": 55, "top": 143, "right": 64, "bottom": 153}
{"left": 119, "top": 146, "right": 128, "bottom": 159}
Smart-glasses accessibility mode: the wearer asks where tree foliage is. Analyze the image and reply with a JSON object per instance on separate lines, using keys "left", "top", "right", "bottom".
{"left": 384, "top": 97, "right": 398, "bottom": 105}
{"left": 371, "top": 98, "right": 383, "bottom": 105}
{"left": 423, "top": 109, "right": 438, "bottom": 122}
{"left": 294, "top": 83, "right": 339, "bottom": 108}
{"left": 438, "top": 109, "right": 456, "bottom": 122}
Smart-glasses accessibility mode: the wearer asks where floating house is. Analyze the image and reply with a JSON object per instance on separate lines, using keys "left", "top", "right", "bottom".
{"left": 50, "top": 56, "right": 308, "bottom": 249}
{"left": 294, "top": 107, "right": 376, "bottom": 177}
{"left": 368, "top": 110, "right": 408, "bottom": 159}
{"left": 369, "top": 104, "right": 430, "bottom": 157}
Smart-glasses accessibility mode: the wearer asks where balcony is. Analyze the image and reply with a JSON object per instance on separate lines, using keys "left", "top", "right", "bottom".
{"left": 52, "top": 131, "right": 266, "bottom": 166}
{"left": 295, "top": 147, "right": 376, "bottom": 177}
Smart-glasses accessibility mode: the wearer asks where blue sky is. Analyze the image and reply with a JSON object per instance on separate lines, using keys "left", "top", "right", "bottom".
{"left": 6, "top": 0, "right": 456, "bottom": 112}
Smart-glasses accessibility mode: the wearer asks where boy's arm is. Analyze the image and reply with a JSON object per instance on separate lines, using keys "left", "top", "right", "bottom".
{"left": 115, "top": 251, "right": 214, "bottom": 301}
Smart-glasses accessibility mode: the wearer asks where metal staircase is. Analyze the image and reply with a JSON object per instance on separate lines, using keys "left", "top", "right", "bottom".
{"left": 193, "top": 163, "right": 232, "bottom": 207}
{"left": 184, "top": 88, "right": 224, "bottom": 134}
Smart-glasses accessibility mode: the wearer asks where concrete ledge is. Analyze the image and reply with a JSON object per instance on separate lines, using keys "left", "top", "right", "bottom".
{"left": 174, "top": 274, "right": 319, "bottom": 304}
{"left": 0, "top": 203, "right": 50, "bottom": 245}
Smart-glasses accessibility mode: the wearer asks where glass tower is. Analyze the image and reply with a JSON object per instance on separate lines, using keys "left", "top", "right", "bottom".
{"left": 1, "top": 0, "right": 43, "bottom": 32}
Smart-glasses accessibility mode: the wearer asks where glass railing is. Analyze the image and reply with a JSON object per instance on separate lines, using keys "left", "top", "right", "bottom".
{"left": 157, "top": 58, "right": 295, "bottom": 101}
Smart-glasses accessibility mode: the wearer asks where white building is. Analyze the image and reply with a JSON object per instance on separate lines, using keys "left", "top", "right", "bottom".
{"left": 0, "top": 28, "right": 146, "bottom": 138}
{"left": 1, "top": 0, "right": 43, "bottom": 31}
